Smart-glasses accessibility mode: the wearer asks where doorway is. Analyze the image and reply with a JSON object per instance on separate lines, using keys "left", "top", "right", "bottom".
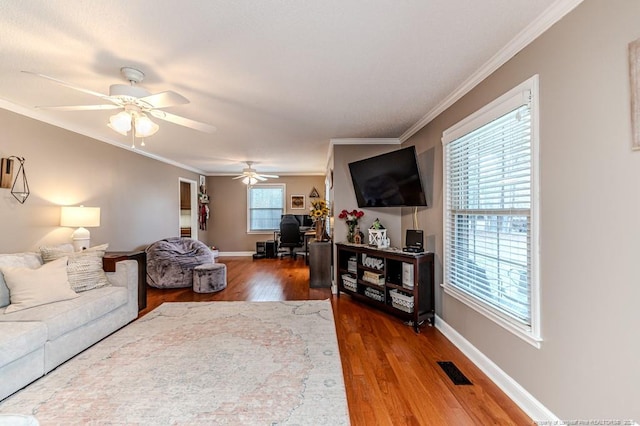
{"left": 179, "top": 178, "right": 198, "bottom": 239}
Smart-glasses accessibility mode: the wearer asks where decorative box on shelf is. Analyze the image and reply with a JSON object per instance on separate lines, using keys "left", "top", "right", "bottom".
{"left": 342, "top": 274, "right": 358, "bottom": 292}
{"left": 389, "top": 289, "right": 415, "bottom": 313}
{"left": 347, "top": 257, "right": 357, "bottom": 274}
{"left": 362, "top": 270, "right": 385, "bottom": 286}
{"left": 364, "top": 286, "right": 384, "bottom": 302}
{"left": 402, "top": 262, "right": 414, "bottom": 289}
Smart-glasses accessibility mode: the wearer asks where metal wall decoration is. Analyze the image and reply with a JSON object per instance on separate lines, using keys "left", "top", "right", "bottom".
{"left": 7, "top": 156, "right": 29, "bottom": 204}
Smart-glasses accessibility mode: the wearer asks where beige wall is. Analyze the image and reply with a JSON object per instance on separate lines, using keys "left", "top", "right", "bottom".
{"left": 0, "top": 109, "right": 200, "bottom": 252}
{"left": 331, "top": 144, "right": 404, "bottom": 245}
{"left": 404, "top": 0, "right": 639, "bottom": 420}
{"left": 202, "top": 175, "right": 325, "bottom": 252}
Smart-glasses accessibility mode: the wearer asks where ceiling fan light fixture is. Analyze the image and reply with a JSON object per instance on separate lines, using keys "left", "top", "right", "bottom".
{"left": 242, "top": 176, "right": 258, "bottom": 185}
{"left": 134, "top": 114, "right": 159, "bottom": 137}
{"left": 108, "top": 111, "right": 132, "bottom": 135}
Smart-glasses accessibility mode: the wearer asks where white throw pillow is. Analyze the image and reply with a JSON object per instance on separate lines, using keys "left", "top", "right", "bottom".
{"left": 0, "top": 252, "right": 43, "bottom": 308}
{"left": 40, "top": 243, "right": 110, "bottom": 292}
{"left": 0, "top": 257, "right": 79, "bottom": 313}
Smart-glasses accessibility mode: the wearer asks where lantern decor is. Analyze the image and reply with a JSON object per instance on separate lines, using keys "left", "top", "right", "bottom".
{"left": 368, "top": 218, "right": 390, "bottom": 248}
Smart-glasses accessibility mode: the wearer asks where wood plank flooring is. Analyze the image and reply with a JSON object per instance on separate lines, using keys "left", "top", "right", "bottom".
{"left": 142, "top": 256, "right": 531, "bottom": 425}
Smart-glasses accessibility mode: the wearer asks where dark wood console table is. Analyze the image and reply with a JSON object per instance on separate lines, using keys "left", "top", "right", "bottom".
{"left": 103, "top": 251, "right": 147, "bottom": 312}
{"left": 336, "top": 243, "right": 434, "bottom": 332}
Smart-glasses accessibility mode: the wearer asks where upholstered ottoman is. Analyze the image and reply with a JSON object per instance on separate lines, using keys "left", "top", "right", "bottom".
{"left": 193, "top": 263, "right": 227, "bottom": 293}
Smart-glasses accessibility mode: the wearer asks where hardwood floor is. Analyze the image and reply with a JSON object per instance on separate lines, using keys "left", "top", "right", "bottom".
{"left": 142, "top": 256, "right": 531, "bottom": 425}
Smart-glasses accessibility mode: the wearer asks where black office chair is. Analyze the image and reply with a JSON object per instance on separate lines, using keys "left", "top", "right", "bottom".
{"left": 279, "top": 215, "right": 303, "bottom": 259}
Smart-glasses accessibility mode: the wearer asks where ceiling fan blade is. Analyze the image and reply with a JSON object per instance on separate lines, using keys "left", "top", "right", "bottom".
{"left": 149, "top": 110, "right": 216, "bottom": 133}
{"left": 22, "top": 71, "right": 110, "bottom": 99}
{"left": 139, "top": 91, "right": 189, "bottom": 109}
{"left": 255, "top": 175, "right": 268, "bottom": 181}
{"left": 258, "top": 174, "right": 279, "bottom": 179}
{"left": 36, "top": 104, "right": 121, "bottom": 111}
{"left": 232, "top": 175, "right": 246, "bottom": 180}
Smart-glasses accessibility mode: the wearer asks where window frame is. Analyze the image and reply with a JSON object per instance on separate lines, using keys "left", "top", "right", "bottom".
{"left": 246, "top": 183, "right": 286, "bottom": 234}
{"left": 441, "top": 75, "right": 541, "bottom": 348}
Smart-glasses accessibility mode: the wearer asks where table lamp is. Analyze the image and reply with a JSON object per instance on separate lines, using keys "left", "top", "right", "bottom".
{"left": 60, "top": 206, "right": 101, "bottom": 251}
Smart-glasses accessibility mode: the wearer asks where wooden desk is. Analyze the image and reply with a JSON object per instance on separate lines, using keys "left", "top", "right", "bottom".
{"left": 103, "top": 251, "right": 147, "bottom": 312}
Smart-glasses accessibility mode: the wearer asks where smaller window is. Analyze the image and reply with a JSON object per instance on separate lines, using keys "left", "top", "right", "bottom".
{"left": 247, "top": 184, "right": 285, "bottom": 233}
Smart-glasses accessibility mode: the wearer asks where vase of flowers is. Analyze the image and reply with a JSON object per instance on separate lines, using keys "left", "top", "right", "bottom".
{"left": 338, "top": 209, "right": 364, "bottom": 243}
{"left": 310, "top": 199, "right": 330, "bottom": 242}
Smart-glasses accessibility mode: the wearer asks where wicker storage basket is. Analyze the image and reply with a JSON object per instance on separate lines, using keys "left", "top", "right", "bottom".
{"left": 389, "top": 289, "right": 414, "bottom": 313}
{"left": 342, "top": 274, "right": 357, "bottom": 292}
{"left": 364, "top": 286, "right": 384, "bottom": 302}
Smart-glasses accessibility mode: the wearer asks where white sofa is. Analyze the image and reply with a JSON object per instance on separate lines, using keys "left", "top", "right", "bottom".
{"left": 0, "top": 251, "right": 138, "bottom": 401}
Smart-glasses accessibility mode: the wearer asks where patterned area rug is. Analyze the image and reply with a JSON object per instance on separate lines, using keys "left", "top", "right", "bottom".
{"left": 0, "top": 300, "right": 350, "bottom": 425}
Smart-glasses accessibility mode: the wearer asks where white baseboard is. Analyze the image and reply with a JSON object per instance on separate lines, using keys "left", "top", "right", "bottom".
{"left": 434, "top": 315, "right": 560, "bottom": 422}
{"left": 218, "top": 251, "right": 254, "bottom": 257}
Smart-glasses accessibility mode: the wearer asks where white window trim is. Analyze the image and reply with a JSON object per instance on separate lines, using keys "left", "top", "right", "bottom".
{"left": 246, "top": 183, "right": 286, "bottom": 234}
{"left": 441, "top": 75, "right": 542, "bottom": 348}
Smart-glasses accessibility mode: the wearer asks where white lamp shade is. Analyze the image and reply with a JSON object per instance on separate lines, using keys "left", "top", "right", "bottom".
{"left": 134, "top": 115, "right": 159, "bottom": 137}
{"left": 108, "top": 111, "right": 132, "bottom": 135}
{"left": 60, "top": 206, "right": 101, "bottom": 228}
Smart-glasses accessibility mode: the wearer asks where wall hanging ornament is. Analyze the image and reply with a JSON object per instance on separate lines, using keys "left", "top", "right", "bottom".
{"left": 10, "top": 156, "right": 30, "bottom": 204}
{"left": 1, "top": 156, "right": 30, "bottom": 204}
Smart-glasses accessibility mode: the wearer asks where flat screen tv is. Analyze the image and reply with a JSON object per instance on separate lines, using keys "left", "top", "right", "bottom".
{"left": 348, "top": 146, "right": 427, "bottom": 207}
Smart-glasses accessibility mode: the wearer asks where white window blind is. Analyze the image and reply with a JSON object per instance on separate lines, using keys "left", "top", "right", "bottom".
{"left": 247, "top": 184, "right": 285, "bottom": 232}
{"left": 442, "top": 76, "right": 540, "bottom": 346}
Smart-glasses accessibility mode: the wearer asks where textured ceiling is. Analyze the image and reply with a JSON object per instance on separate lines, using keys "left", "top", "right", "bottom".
{"left": 0, "top": 0, "right": 561, "bottom": 175}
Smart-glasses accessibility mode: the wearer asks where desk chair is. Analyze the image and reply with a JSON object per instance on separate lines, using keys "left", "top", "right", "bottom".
{"left": 279, "top": 215, "right": 303, "bottom": 259}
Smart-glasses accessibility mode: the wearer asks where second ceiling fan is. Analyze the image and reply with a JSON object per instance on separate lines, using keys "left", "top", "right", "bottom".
{"left": 232, "top": 162, "right": 279, "bottom": 185}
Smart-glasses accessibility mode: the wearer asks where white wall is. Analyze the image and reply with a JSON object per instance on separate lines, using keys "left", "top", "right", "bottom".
{"left": 404, "top": 0, "right": 640, "bottom": 420}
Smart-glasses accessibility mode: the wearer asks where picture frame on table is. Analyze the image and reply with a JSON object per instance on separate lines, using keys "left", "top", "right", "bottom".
{"left": 290, "top": 195, "right": 305, "bottom": 210}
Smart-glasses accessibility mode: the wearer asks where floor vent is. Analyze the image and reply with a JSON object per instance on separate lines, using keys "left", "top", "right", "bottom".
{"left": 437, "top": 361, "right": 473, "bottom": 385}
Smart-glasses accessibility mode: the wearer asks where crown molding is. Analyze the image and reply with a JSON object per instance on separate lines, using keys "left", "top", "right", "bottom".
{"left": 399, "top": 0, "right": 584, "bottom": 142}
{"left": 329, "top": 138, "right": 401, "bottom": 146}
{"left": 326, "top": 138, "right": 401, "bottom": 171}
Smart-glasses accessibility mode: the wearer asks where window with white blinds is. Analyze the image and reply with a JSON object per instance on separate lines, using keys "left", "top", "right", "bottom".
{"left": 442, "top": 76, "right": 541, "bottom": 347}
{"left": 247, "top": 184, "right": 285, "bottom": 232}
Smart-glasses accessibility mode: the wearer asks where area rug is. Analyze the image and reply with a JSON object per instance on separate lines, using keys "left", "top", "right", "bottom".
{"left": 0, "top": 300, "right": 350, "bottom": 425}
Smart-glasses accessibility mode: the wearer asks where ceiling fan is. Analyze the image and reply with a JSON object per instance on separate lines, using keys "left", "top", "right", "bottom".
{"left": 23, "top": 67, "right": 216, "bottom": 145}
{"left": 232, "top": 161, "right": 279, "bottom": 185}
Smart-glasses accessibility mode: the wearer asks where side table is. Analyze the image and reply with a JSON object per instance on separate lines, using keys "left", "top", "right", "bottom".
{"left": 309, "top": 241, "right": 332, "bottom": 288}
{"left": 103, "top": 251, "right": 147, "bottom": 312}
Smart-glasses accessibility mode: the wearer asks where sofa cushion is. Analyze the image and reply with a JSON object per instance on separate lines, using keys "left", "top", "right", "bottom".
{"left": 0, "top": 253, "right": 43, "bottom": 308}
{"left": 0, "top": 285, "right": 128, "bottom": 341}
{"left": 40, "top": 244, "right": 110, "bottom": 292}
{"left": 0, "top": 322, "right": 47, "bottom": 366}
{"left": 0, "top": 257, "right": 79, "bottom": 313}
